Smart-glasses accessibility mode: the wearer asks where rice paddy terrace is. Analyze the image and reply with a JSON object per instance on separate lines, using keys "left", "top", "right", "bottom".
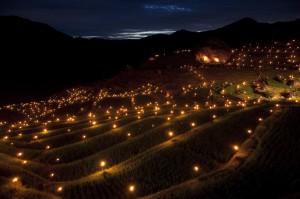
{"left": 0, "top": 59, "right": 300, "bottom": 198}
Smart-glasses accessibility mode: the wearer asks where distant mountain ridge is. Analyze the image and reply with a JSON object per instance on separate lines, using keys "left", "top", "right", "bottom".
{"left": 0, "top": 16, "right": 299, "bottom": 105}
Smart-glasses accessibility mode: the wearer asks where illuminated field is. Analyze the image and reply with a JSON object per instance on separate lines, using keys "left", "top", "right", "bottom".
{"left": 0, "top": 42, "right": 300, "bottom": 198}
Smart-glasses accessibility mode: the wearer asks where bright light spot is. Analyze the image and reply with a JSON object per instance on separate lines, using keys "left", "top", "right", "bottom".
{"left": 247, "top": 129, "right": 252, "bottom": 134}
{"left": 50, "top": 173, "right": 55, "bottom": 177}
{"left": 12, "top": 177, "right": 19, "bottom": 183}
{"left": 203, "top": 56, "right": 210, "bottom": 62}
{"left": 92, "top": 121, "right": 97, "bottom": 125}
{"left": 17, "top": 152, "right": 23, "bottom": 157}
{"left": 168, "top": 131, "right": 174, "bottom": 137}
{"left": 214, "top": 57, "right": 220, "bottom": 62}
{"left": 191, "top": 122, "right": 196, "bottom": 127}
{"left": 129, "top": 185, "right": 135, "bottom": 192}
{"left": 194, "top": 166, "right": 199, "bottom": 172}
{"left": 113, "top": 124, "right": 117, "bottom": 129}
{"left": 100, "top": 160, "right": 106, "bottom": 167}
{"left": 57, "top": 186, "right": 63, "bottom": 192}
{"left": 82, "top": 135, "right": 86, "bottom": 139}
{"left": 233, "top": 145, "right": 239, "bottom": 151}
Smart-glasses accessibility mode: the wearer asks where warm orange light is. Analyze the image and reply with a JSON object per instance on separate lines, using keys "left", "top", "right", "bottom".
{"left": 113, "top": 124, "right": 117, "bottom": 128}
{"left": 92, "top": 121, "right": 97, "bottom": 125}
{"left": 233, "top": 145, "right": 239, "bottom": 151}
{"left": 17, "top": 152, "right": 23, "bottom": 157}
{"left": 129, "top": 185, "right": 135, "bottom": 192}
{"left": 203, "top": 55, "right": 210, "bottom": 62}
{"left": 50, "top": 173, "right": 55, "bottom": 178}
{"left": 57, "top": 186, "right": 63, "bottom": 192}
{"left": 100, "top": 161, "right": 106, "bottom": 167}
{"left": 194, "top": 166, "right": 199, "bottom": 172}
{"left": 214, "top": 57, "right": 220, "bottom": 63}
{"left": 82, "top": 135, "right": 86, "bottom": 139}
{"left": 191, "top": 122, "right": 196, "bottom": 127}
{"left": 247, "top": 129, "right": 252, "bottom": 134}
{"left": 12, "top": 177, "right": 19, "bottom": 183}
{"left": 168, "top": 131, "right": 174, "bottom": 137}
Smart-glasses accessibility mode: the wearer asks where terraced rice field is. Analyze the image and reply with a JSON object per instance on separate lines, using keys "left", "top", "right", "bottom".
{"left": 0, "top": 101, "right": 298, "bottom": 198}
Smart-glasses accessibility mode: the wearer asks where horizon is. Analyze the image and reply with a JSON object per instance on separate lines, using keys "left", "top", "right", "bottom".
{"left": 1, "top": 0, "right": 300, "bottom": 38}
{"left": 4, "top": 15, "right": 300, "bottom": 40}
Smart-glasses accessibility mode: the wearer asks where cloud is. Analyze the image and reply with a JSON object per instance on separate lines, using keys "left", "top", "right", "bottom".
{"left": 107, "top": 29, "right": 175, "bottom": 39}
{"left": 144, "top": 4, "right": 192, "bottom": 12}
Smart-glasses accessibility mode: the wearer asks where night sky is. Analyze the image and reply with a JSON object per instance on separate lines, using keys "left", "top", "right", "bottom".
{"left": 1, "top": 0, "right": 300, "bottom": 39}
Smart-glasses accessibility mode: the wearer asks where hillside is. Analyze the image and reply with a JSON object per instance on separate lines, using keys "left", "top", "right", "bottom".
{"left": 0, "top": 64, "right": 300, "bottom": 198}
{"left": 0, "top": 16, "right": 300, "bottom": 105}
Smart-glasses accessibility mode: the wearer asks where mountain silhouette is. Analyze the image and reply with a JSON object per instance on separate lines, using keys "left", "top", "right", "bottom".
{"left": 0, "top": 16, "right": 299, "bottom": 105}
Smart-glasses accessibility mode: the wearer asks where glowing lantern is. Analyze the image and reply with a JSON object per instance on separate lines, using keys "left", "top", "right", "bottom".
{"left": 57, "top": 186, "right": 63, "bottom": 192}
{"left": 203, "top": 56, "right": 210, "bottom": 62}
{"left": 214, "top": 57, "right": 220, "bottom": 63}
{"left": 12, "top": 177, "right": 19, "bottom": 183}
{"left": 100, "top": 161, "right": 106, "bottom": 168}
{"left": 233, "top": 145, "right": 239, "bottom": 151}
{"left": 129, "top": 185, "right": 135, "bottom": 192}
{"left": 194, "top": 166, "right": 199, "bottom": 172}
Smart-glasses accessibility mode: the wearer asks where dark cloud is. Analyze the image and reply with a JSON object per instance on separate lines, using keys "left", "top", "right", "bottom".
{"left": 1, "top": 0, "right": 299, "bottom": 38}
